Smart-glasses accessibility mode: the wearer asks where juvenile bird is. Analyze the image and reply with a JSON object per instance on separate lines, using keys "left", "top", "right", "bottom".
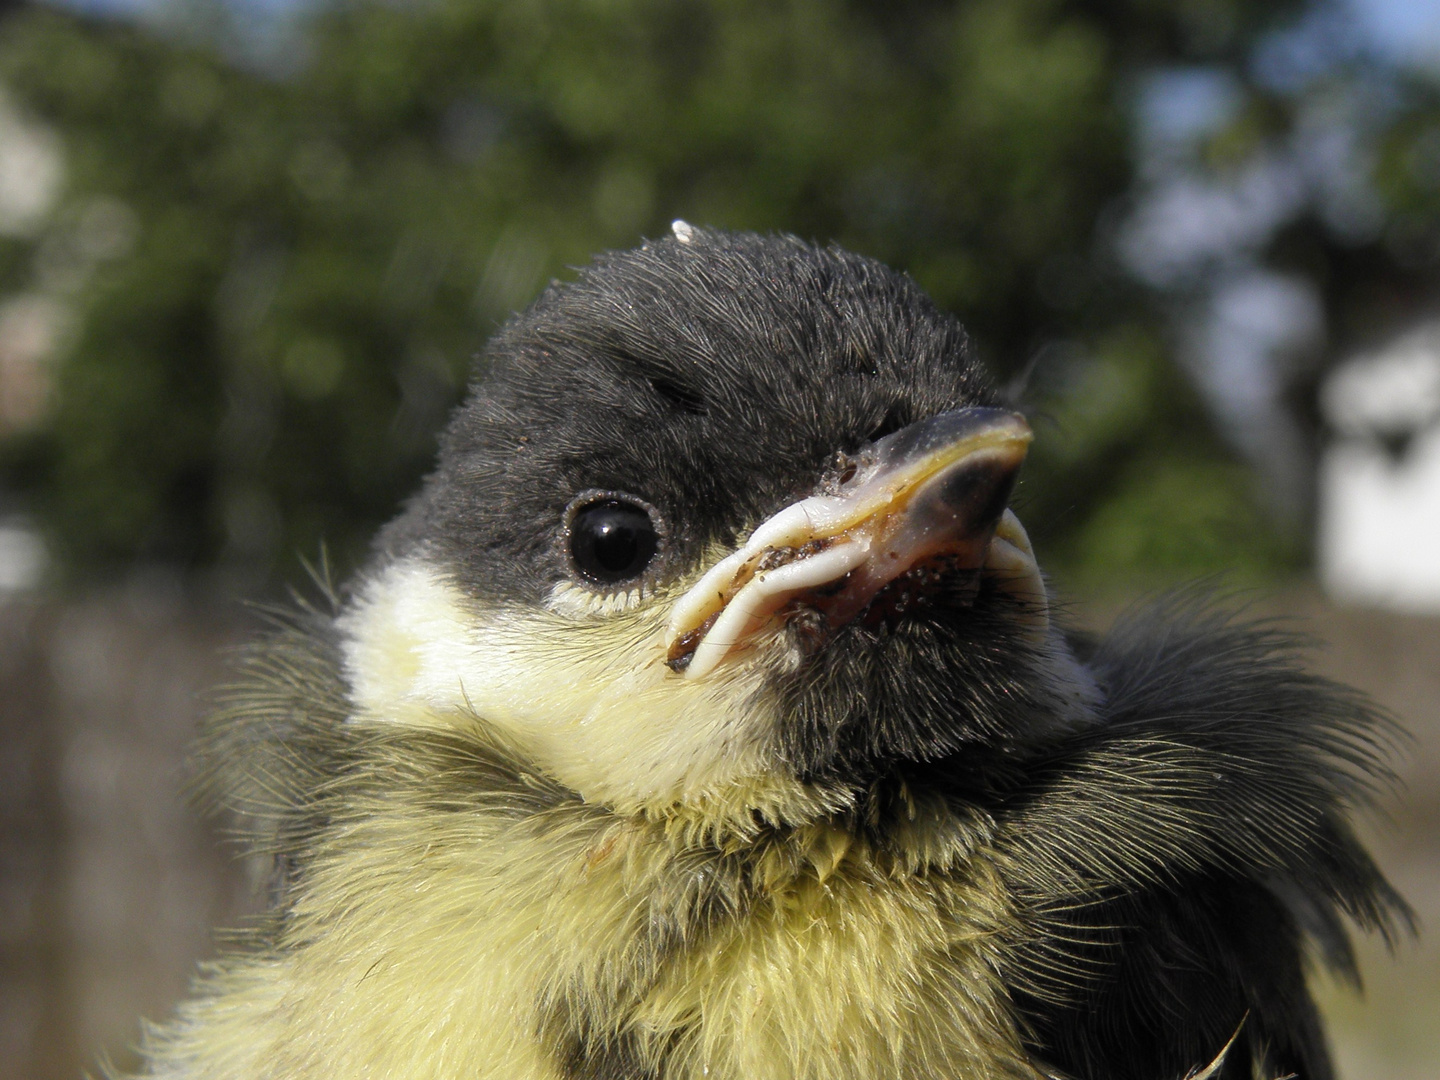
{"left": 147, "top": 227, "right": 1405, "bottom": 1080}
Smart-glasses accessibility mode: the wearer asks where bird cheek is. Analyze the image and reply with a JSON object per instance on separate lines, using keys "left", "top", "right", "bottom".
{"left": 339, "top": 557, "right": 801, "bottom": 815}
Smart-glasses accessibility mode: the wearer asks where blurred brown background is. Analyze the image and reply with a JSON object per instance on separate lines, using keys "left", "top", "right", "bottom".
{"left": 0, "top": 0, "right": 1436, "bottom": 1076}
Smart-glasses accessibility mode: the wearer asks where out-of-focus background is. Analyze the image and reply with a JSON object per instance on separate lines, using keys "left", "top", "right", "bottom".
{"left": 0, "top": 0, "right": 1435, "bottom": 1076}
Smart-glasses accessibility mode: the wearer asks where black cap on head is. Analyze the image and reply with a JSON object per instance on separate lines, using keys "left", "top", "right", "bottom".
{"left": 382, "top": 228, "right": 998, "bottom": 607}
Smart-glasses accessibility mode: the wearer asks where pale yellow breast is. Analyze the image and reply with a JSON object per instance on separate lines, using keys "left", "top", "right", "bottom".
{"left": 140, "top": 789, "right": 1040, "bottom": 1080}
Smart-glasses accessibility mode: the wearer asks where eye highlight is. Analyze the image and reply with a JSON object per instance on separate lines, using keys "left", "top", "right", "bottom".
{"left": 567, "top": 495, "right": 660, "bottom": 586}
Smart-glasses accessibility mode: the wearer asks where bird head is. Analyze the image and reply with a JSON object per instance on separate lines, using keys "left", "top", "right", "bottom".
{"left": 340, "top": 228, "right": 1100, "bottom": 824}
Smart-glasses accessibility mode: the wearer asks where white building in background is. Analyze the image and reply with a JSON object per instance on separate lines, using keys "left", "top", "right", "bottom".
{"left": 1319, "top": 323, "right": 1440, "bottom": 613}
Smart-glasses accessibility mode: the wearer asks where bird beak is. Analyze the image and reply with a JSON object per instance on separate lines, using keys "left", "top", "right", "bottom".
{"left": 665, "top": 407, "right": 1044, "bottom": 680}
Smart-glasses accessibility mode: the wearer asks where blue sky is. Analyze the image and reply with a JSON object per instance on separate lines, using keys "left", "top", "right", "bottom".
{"left": 1349, "top": 0, "right": 1440, "bottom": 65}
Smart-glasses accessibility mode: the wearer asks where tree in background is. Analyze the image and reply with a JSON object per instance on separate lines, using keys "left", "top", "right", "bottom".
{"left": 0, "top": 0, "right": 1408, "bottom": 592}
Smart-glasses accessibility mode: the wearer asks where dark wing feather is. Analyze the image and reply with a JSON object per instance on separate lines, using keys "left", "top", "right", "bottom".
{"left": 989, "top": 593, "right": 1412, "bottom": 1080}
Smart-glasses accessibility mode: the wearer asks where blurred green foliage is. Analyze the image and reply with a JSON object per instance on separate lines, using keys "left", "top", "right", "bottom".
{"left": 0, "top": 0, "right": 1366, "bottom": 589}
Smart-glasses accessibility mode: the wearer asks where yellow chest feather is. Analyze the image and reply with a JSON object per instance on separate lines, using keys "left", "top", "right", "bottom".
{"left": 145, "top": 783, "right": 1040, "bottom": 1080}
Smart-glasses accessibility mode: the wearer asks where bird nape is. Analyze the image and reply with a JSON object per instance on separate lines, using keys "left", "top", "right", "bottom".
{"left": 154, "top": 227, "right": 1406, "bottom": 1080}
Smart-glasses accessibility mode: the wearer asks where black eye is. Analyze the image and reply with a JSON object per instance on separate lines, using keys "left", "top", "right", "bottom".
{"left": 568, "top": 498, "right": 659, "bottom": 585}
